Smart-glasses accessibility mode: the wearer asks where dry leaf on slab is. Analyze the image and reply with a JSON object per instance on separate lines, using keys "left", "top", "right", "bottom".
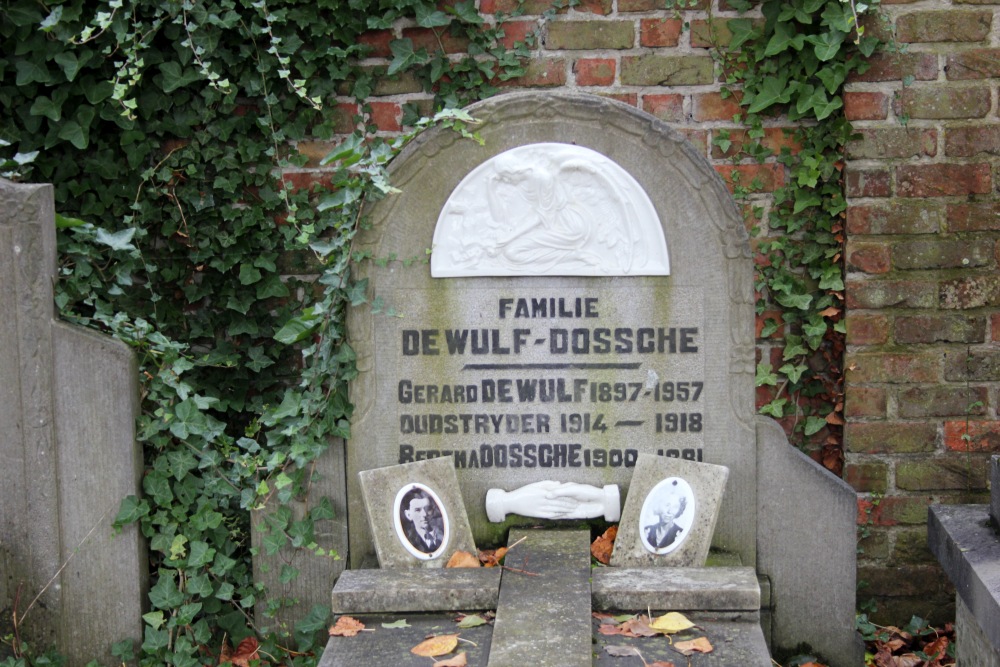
{"left": 411, "top": 633, "right": 460, "bottom": 657}
{"left": 433, "top": 653, "right": 468, "bottom": 667}
{"left": 456, "top": 613, "right": 488, "bottom": 628}
{"left": 604, "top": 645, "right": 642, "bottom": 658}
{"left": 620, "top": 616, "right": 658, "bottom": 638}
{"left": 479, "top": 546, "right": 508, "bottom": 567}
{"left": 650, "top": 612, "right": 696, "bottom": 634}
{"left": 591, "top": 525, "right": 618, "bottom": 565}
{"left": 674, "top": 637, "right": 713, "bottom": 656}
{"left": 649, "top": 662, "right": 675, "bottom": 667}
{"left": 329, "top": 616, "right": 365, "bottom": 637}
{"left": 598, "top": 624, "right": 626, "bottom": 636}
{"left": 446, "top": 550, "right": 481, "bottom": 568}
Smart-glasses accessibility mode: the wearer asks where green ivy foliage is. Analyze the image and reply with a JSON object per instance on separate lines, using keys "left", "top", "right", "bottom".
{"left": 1, "top": 1, "right": 523, "bottom": 665}
{"left": 715, "top": 0, "right": 878, "bottom": 452}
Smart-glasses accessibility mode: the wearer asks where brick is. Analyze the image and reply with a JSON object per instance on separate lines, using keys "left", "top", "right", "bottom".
{"left": 710, "top": 128, "right": 800, "bottom": 159}
{"left": 896, "top": 11, "right": 992, "bottom": 43}
{"left": 845, "top": 421, "right": 938, "bottom": 453}
{"left": 872, "top": 495, "right": 940, "bottom": 527}
{"left": 620, "top": 0, "right": 707, "bottom": 9}
{"left": 481, "top": 0, "right": 556, "bottom": 14}
{"left": 497, "top": 21, "right": 536, "bottom": 50}
{"left": 501, "top": 58, "right": 567, "bottom": 87}
{"left": 600, "top": 92, "right": 637, "bottom": 106}
{"left": 847, "top": 242, "right": 891, "bottom": 274}
{"left": 896, "top": 458, "right": 990, "bottom": 491}
{"left": 846, "top": 128, "right": 936, "bottom": 160}
{"left": 844, "top": 387, "right": 887, "bottom": 418}
{"left": 844, "top": 92, "right": 890, "bottom": 121}
{"left": 621, "top": 55, "right": 715, "bottom": 86}
{"left": 714, "top": 164, "right": 784, "bottom": 193}
{"left": 280, "top": 170, "right": 334, "bottom": 193}
{"left": 895, "top": 85, "right": 991, "bottom": 120}
{"left": 898, "top": 163, "right": 991, "bottom": 197}
{"left": 677, "top": 129, "right": 708, "bottom": 153}
{"left": 403, "top": 27, "right": 471, "bottom": 54}
{"left": 893, "top": 239, "right": 994, "bottom": 270}
{"left": 995, "top": 313, "right": 1000, "bottom": 341}
{"left": 574, "top": 0, "right": 614, "bottom": 14}
{"left": 945, "top": 421, "right": 1000, "bottom": 451}
{"left": 897, "top": 386, "right": 987, "bottom": 418}
{"left": 692, "top": 91, "right": 743, "bottom": 121}
{"left": 546, "top": 20, "right": 634, "bottom": 50}
{"left": 573, "top": 58, "right": 615, "bottom": 86}
{"left": 369, "top": 101, "right": 402, "bottom": 132}
{"left": 358, "top": 30, "right": 393, "bottom": 58}
{"left": 945, "top": 348, "right": 1000, "bottom": 381}
{"left": 845, "top": 168, "right": 891, "bottom": 198}
{"left": 857, "top": 529, "right": 890, "bottom": 561}
{"left": 689, "top": 18, "right": 755, "bottom": 47}
{"left": 846, "top": 313, "right": 890, "bottom": 345}
{"left": 946, "top": 125, "right": 1000, "bottom": 157}
{"left": 847, "top": 52, "right": 939, "bottom": 83}
{"left": 345, "top": 68, "right": 423, "bottom": 96}
{"left": 847, "top": 279, "right": 937, "bottom": 309}
{"left": 847, "top": 202, "right": 943, "bottom": 235}
{"left": 947, "top": 49, "right": 1000, "bottom": 80}
{"left": 940, "top": 275, "right": 1000, "bottom": 309}
{"left": 296, "top": 140, "right": 341, "bottom": 168}
{"left": 755, "top": 310, "right": 784, "bottom": 339}
{"left": 893, "top": 528, "right": 937, "bottom": 565}
{"left": 846, "top": 462, "right": 889, "bottom": 493}
{"left": 640, "top": 18, "right": 682, "bottom": 47}
{"left": 845, "top": 352, "right": 940, "bottom": 383}
{"left": 894, "top": 315, "right": 987, "bottom": 344}
{"left": 641, "top": 94, "right": 684, "bottom": 122}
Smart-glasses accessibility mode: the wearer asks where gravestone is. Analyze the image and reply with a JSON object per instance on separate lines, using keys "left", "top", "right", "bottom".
{"left": 339, "top": 91, "right": 860, "bottom": 665}
{"left": 0, "top": 179, "right": 146, "bottom": 665}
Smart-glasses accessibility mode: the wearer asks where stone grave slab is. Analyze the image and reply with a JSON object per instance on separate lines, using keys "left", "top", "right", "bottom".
{"left": 611, "top": 453, "right": 728, "bottom": 567}
{"left": 592, "top": 615, "right": 771, "bottom": 666}
{"left": 592, "top": 566, "right": 759, "bottom": 612}
{"left": 359, "top": 456, "right": 476, "bottom": 568}
{"left": 488, "top": 529, "right": 592, "bottom": 667}
{"left": 331, "top": 568, "right": 501, "bottom": 613}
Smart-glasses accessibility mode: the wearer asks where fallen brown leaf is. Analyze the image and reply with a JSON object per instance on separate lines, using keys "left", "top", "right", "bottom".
{"left": 411, "top": 633, "right": 460, "bottom": 657}
{"left": 620, "top": 616, "right": 658, "bottom": 638}
{"left": 230, "top": 637, "right": 259, "bottom": 667}
{"left": 329, "top": 616, "right": 365, "bottom": 637}
{"left": 597, "top": 623, "right": 625, "bottom": 636}
{"left": 446, "top": 550, "right": 481, "bottom": 568}
{"left": 674, "top": 637, "right": 713, "bottom": 656}
{"left": 479, "top": 546, "right": 508, "bottom": 567}
{"left": 649, "top": 662, "right": 675, "bottom": 667}
{"left": 591, "top": 525, "right": 618, "bottom": 565}
{"left": 433, "top": 652, "right": 468, "bottom": 667}
{"left": 218, "top": 639, "right": 233, "bottom": 665}
{"left": 604, "top": 645, "right": 641, "bottom": 658}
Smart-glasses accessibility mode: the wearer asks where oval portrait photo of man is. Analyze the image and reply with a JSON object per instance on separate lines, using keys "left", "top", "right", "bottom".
{"left": 393, "top": 483, "right": 450, "bottom": 560}
{"left": 639, "top": 477, "right": 696, "bottom": 555}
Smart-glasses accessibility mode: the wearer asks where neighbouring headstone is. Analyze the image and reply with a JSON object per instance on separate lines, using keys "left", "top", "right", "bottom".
{"left": 341, "top": 91, "right": 861, "bottom": 666}
{"left": 359, "top": 457, "right": 476, "bottom": 567}
{"left": 611, "top": 453, "right": 728, "bottom": 568}
{"left": 0, "top": 179, "right": 146, "bottom": 666}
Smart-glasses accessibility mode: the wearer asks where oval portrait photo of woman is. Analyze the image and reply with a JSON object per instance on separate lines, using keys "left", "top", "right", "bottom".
{"left": 393, "top": 483, "right": 450, "bottom": 560}
{"left": 639, "top": 477, "right": 696, "bottom": 555}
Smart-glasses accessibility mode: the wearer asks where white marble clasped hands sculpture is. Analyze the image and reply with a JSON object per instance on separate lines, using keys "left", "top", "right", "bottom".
{"left": 485, "top": 481, "right": 621, "bottom": 522}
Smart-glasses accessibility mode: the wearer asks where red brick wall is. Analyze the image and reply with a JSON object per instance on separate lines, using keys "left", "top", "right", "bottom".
{"left": 290, "top": 0, "right": 1000, "bottom": 624}
{"left": 844, "top": 1, "right": 1000, "bottom": 622}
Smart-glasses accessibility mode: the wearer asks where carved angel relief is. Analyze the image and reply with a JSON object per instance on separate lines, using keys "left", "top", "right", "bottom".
{"left": 430, "top": 143, "right": 670, "bottom": 277}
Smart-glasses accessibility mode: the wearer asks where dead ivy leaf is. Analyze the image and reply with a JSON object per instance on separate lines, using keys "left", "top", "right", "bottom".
{"left": 598, "top": 624, "right": 625, "bottom": 636}
{"left": 650, "top": 612, "right": 695, "bottom": 634}
{"left": 456, "top": 613, "right": 488, "bottom": 628}
{"left": 604, "top": 645, "right": 641, "bottom": 658}
{"left": 218, "top": 639, "right": 233, "bottom": 665}
{"left": 446, "top": 550, "right": 481, "bottom": 568}
{"left": 411, "top": 633, "right": 460, "bottom": 657}
{"left": 329, "top": 616, "right": 365, "bottom": 637}
{"left": 924, "top": 635, "right": 949, "bottom": 660}
{"left": 433, "top": 653, "right": 468, "bottom": 667}
{"left": 230, "top": 637, "right": 259, "bottom": 667}
{"left": 479, "top": 546, "right": 508, "bottom": 567}
{"left": 620, "top": 616, "right": 658, "bottom": 638}
{"left": 591, "top": 525, "right": 617, "bottom": 565}
{"left": 674, "top": 637, "right": 713, "bottom": 656}
{"left": 893, "top": 654, "right": 922, "bottom": 667}
{"left": 381, "top": 619, "right": 411, "bottom": 629}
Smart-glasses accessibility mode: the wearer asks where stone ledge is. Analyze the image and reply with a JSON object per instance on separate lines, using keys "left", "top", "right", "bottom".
{"left": 331, "top": 568, "right": 501, "bottom": 613}
{"left": 928, "top": 504, "right": 1000, "bottom": 650}
{"left": 592, "top": 567, "right": 760, "bottom": 611}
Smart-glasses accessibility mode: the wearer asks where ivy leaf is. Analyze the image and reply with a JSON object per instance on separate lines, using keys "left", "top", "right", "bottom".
{"left": 448, "top": 0, "right": 483, "bottom": 24}
{"left": 239, "top": 264, "right": 262, "bottom": 285}
{"left": 746, "top": 73, "right": 791, "bottom": 114}
{"left": 387, "top": 39, "right": 428, "bottom": 76}
{"left": 775, "top": 292, "right": 813, "bottom": 310}
{"left": 16, "top": 60, "right": 50, "bottom": 85}
{"left": 38, "top": 6, "right": 63, "bottom": 32}
{"left": 804, "top": 415, "right": 827, "bottom": 436}
{"left": 811, "top": 31, "right": 846, "bottom": 62}
{"left": 755, "top": 363, "right": 778, "bottom": 386}
{"left": 383, "top": 619, "right": 411, "bottom": 629}
{"left": 55, "top": 213, "right": 87, "bottom": 228}
{"left": 159, "top": 62, "right": 203, "bottom": 93}
{"left": 317, "top": 188, "right": 361, "bottom": 212}
{"left": 54, "top": 52, "right": 81, "bottom": 81}
{"left": 763, "top": 22, "right": 804, "bottom": 57}
{"left": 95, "top": 228, "right": 137, "bottom": 251}
{"left": 274, "top": 309, "right": 321, "bottom": 345}
{"left": 415, "top": 5, "right": 451, "bottom": 27}
{"left": 729, "top": 18, "right": 759, "bottom": 50}
{"left": 30, "top": 96, "right": 62, "bottom": 121}
{"left": 760, "top": 398, "right": 788, "bottom": 418}
{"left": 779, "top": 363, "right": 808, "bottom": 384}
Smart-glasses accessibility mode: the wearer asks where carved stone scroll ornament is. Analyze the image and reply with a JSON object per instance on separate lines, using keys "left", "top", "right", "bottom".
{"left": 485, "top": 481, "right": 621, "bottom": 522}
{"left": 431, "top": 143, "right": 670, "bottom": 277}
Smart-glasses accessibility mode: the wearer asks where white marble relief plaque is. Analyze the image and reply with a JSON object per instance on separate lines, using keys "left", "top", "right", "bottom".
{"left": 431, "top": 143, "right": 670, "bottom": 277}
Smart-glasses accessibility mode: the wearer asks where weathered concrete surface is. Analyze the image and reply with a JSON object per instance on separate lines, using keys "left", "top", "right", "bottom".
{"left": 252, "top": 442, "right": 348, "bottom": 634}
{"left": 488, "top": 529, "right": 592, "bottom": 667}
{"left": 592, "top": 566, "right": 759, "bottom": 611}
{"left": 0, "top": 179, "right": 146, "bottom": 665}
{"left": 757, "top": 417, "right": 863, "bottom": 667}
{"left": 957, "top": 594, "right": 1000, "bottom": 667}
{"left": 331, "top": 568, "right": 501, "bottom": 613}
{"left": 318, "top": 613, "right": 495, "bottom": 667}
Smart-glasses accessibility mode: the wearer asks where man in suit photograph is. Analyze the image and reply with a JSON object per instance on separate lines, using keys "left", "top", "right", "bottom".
{"left": 400, "top": 487, "right": 444, "bottom": 554}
